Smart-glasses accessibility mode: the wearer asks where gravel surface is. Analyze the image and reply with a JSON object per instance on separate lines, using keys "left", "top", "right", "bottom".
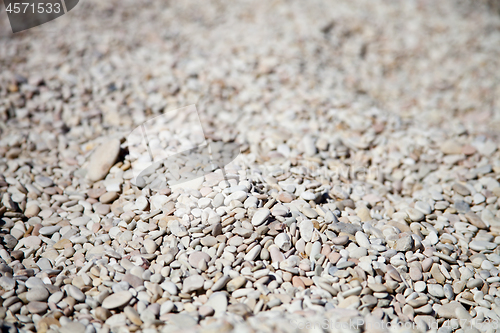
{"left": 1, "top": 1, "right": 500, "bottom": 333}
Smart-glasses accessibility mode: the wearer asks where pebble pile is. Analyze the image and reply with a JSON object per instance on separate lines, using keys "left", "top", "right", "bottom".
{"left": 1, "top": 1, "right": 500, "bottom": 333}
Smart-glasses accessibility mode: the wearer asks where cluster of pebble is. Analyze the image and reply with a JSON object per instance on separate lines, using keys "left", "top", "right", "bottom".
{"left": 1, "top": 1, "right": 500, "bottom": 333}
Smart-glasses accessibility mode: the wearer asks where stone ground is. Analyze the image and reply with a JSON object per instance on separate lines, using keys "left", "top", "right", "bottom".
{"left": 1, "top": 0, "right": 500, "bottom": 333}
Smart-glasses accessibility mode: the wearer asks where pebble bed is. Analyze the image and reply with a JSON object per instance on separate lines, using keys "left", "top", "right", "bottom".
{"left": 1, "top": 1, "right": 500, "bottom": 333}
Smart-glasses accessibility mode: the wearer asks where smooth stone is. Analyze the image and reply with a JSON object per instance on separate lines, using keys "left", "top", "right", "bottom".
{"left": 183, "top": 274, "right": 205, "bottom": 293}
{"left": 206, "top": 292, "right": 228, "bottom": 315}
{"left": 252, "top": 208, "right": 271, "bottom": 226}
{"left": 299, "top": 220, "right": 314, "bottom": 242}
{"left": 27, "top": 301, "right": 48, "bottom": 314}
{"left": 355, "top": 231, "right": 370, "bottom": 248}
{"left": 454, "top": 200, "right": 470, "bottom": 214}
{"left": 188, "top": 251, "right": 211, "bottom": 268}
{"left": 59, "top": 322, "right": 86, "bottom": 333}
{"left": 244, "top": 245, "right": 261, "bottom": 261}
{"left": 201, "top": 235, "right": 217, "bottom": 247}
{"left": 227, "top": 276, "right": 246, "bottom": 292}
{"left": 275, "top": 233, "right": 291, "bottom": 251}
{"left": 415, "top": 201, "right": 432, "bottom": 215}
{"left": 465, "top": 212, "right": 487, "bottom": 229}
{"left": 437, "top": 301, "right": 469, "bottom": 320}
{"left": 428, "top": 284, "right": 445, "bottom": 298}
{"left": 452, "top": 183, "right": 470, "bottom": 196}
{"left": 87, "top": 138, "right": 121, "bottom": 182}
{"left": 0, "top": 277, "right": 16, "bottom": 291}
{"left": 66, "top": 285, "right": 85, "bottom": 302}
{"left": 102, "top": 291, "right": 133, "bottom": 309}
{"left": 38, "top": 225, "right": 61, "bottom": 236}
{"left": 70, "top": 216, "right": 90, "bottom": 227}
{"left": 26, "top": 286, "right": 49, "bottom": 302}
{"left": 406, "top": 208, "right": 424, "bottom": 222}
{"left": 409, "top": 266, "right": 423, "bottom": 281}
{"left": 469, "top": 240, "right": 497, "bottom": 251}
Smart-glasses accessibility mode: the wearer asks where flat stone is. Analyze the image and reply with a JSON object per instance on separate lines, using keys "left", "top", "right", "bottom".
{"left": 38, "top": 225, "right": 61, "bottom": 236}
{"left": 59, "top": 322, "right": 86, "bottom": 333}
{"left": 227, "top": 276, "right": 246, "bottom": 292}
{"left": 201, "top": 235, "right": 217, "bottom": 246}
{"left": 406, "top": 208, "right": 424, "bottom": 222}
{"left": 441, "top": 140, "right": 462, "bottom": 155}
{"left": 66, "top": 285, "right": 86, "bottom": 302}
{"left": 70, "top": 216, "right": 90, "bottom": 227}
{"left": 124, "top": 306, "right": 143, "bottom": 325}
{"left": 26, "top": 286, "right": 49, "bottom": 302}
{"left": 183, "top": 274, "right": 205, "bottom": 293}
{"left": 102, "top": 291, "right": 133, "bottom": 309}
{"left": 454, "top": 200, "right": 470, "bottom": 214}
{"left": 437, "top": 301, "right": 469, "bottom": 320}
{"left": 299, "top": 220, "right": 314, "bottom": 242}
{"left": 0, "top": 276, "right": 16, "bottom": 291}
{"left": 452, "top": 183, "right": 470, "bottom": 196}
{"left": 27, "top": 301, "right": 48, "bottom": 314}
{"left": 428, "top": 284, "right": 444, "bottom": 298}
{"left": 206, "top": 292, "right": 228, "bottom": 315}
{"left": 198, "top": 305, "right": 214, "bottom": 317}
{"left": 465, "top": 212, "right": 487, "bottom": 229}
{"left": 470, "top": 240, "right": 496, "bottom": 251}
{"left": 87, "top": 138, "right": 121, "bottom": 182}
{"left": 355, "top": 231, "right": 370, "bottom": 248}
{"left": 189, "top": 251, "right": 211, "bottom": 268}
{"left": 244, "top": 245, "right": 261, "bottom": 261}
{"left": 252, "top": 208, "right": 271, "bottom": 226}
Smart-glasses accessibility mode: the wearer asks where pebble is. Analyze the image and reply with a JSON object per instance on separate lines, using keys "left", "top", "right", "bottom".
{"left": 183, "top": 274, "right": 205, "bottom": 293}
{"left": 252, "top": 208, "right": 271, "bottom": 226}
{"left": 102, "top": 291, "right": 133, "bottom": 309}
{"left": 2, "top": 3, "right": 500, "bottom": 332}
{"left": 87, "top": 139, "right": 121, "bottom": 182}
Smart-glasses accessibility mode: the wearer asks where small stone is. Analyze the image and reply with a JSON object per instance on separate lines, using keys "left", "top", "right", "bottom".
{"left": 409, "top": 266, "right": 422, "bottom": 281}
{"left": 252, "top": 208, "right": 271, "bottom": 226}
{"left": 26, "top": 286, "right": 49, "bottom": 302}
{"left": 198, "top": 305, "right": 214, "bottom": 317}
{"left": 428, "top": 284, "right": 444, "bottom": 298}
{"left": 469, "top": 240, "right": 496, "bottom": 251}
{"left": 454, "top": 200, "right": 470, "bottom": 214}
{"left": 244, "top": 245, "right": 261, "bottom": 261}
{"left": 406, "top": 208, "right": 424, "bottom": 222}
{"left": 465, "top": 212, "right": 487, "bottom": 229}
{"left": 452, "top": 183, "right": 470, "bottom": 196}
{"left": 206, "top": 292, "right": 228, "bottom": 315}
{"left": 275, "top": 233, "right": 291, "bottom": 251}
{"left": 355, "top": 231, "right": 370, "bottom": 248}
{"left": 102, "top": 291, "right": 133, "bottom": 309}
{"left": 395, "top": 236, "right": 414, "bottom": 252}
{"left": 441, "top": 140, "right": 462, "bottom": 155}
{"left": 201, "top": 235, "right": 217, "bottom": 246}
{"left": 87, "top": 139, "right": 121, "bottom": 182}
{"left": 299, "top": 220, "right": 314, "bottom": 242}
{"left": 66, "top": 285, "right": 85, "bottom": 302}
{"left": 183, "top": 274, "right": 205, "bottom": 293}
{"left": 189, "top": 251, "right": 211, "bottom": 268}
{"left": 27, "top": 301, "right": 48, "bottom": 314}
{"left": 124, "top": 306, "right": 143, "bottom": 325}
{"left": 227, "top": 276, "right": 246, "bottom": 292}
{"left": 59, "top": 322, "right": 86, "bottom": 333}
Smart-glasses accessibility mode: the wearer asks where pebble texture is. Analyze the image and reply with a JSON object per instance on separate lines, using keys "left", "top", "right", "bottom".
{"left": 0, "top": 1, "right": 500, "bottom": 333}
